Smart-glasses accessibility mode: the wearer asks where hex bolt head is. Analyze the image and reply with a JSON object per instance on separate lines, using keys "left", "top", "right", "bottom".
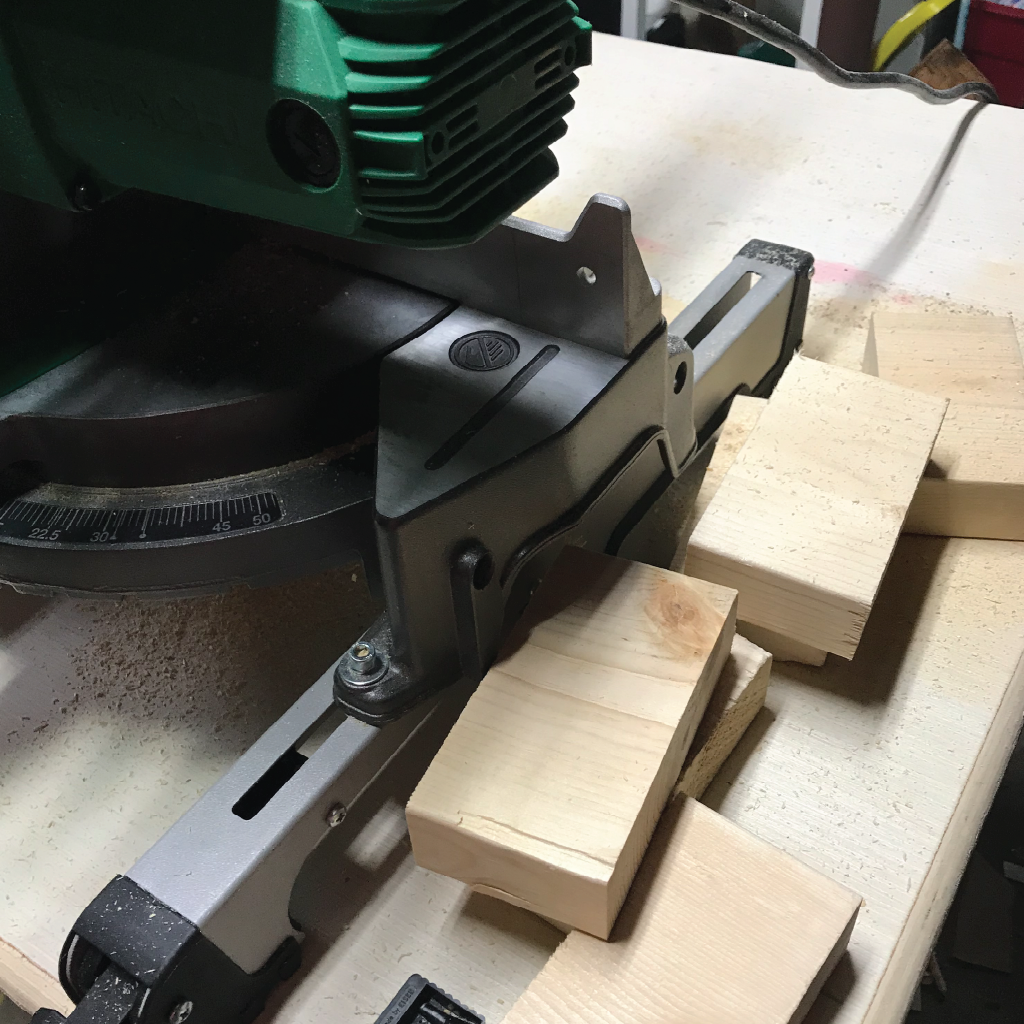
{"left": 349, "top": 641, "right": 378, "bottom": 672}
{"left": 168, "top": 1000, "right": 194, "bottom": 1024}
{"left": 326, "top": 803, "right": 347, "bottom": 828}
{"left": 336, "top": 639, "right": 389, "bottom": 688}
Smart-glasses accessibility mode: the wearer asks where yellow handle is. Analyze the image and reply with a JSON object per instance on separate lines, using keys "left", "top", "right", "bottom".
{"left": 873, "top": 0, "right": 958, "bottom": 71}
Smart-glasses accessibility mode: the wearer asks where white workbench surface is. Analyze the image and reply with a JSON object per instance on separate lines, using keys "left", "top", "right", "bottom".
{"left": 3, "top": 33, "right": 1024, "bottom": 1024}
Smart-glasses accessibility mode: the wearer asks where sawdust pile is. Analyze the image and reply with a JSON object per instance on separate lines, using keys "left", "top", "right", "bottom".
{"left": 68, "top": 565, "right": 381, "bottom": 756}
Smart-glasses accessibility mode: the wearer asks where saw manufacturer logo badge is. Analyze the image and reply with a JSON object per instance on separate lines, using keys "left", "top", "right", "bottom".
{"left": 48, "top": 66, "right": 244, "bottom": 149}
{"left": 449, "top": 331, "right": 520, "bottom": 372}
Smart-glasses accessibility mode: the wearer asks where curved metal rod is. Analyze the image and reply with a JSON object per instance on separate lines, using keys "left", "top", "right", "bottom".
{"left": 673, "top": 0, "right": 999, "bottom": 105}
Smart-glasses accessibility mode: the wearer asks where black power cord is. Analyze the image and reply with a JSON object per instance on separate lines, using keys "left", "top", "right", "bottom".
{"left": 673, "top": 0, "right": 999, "bottom": 105}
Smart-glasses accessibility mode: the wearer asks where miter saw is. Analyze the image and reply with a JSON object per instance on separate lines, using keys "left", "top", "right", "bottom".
{"left": 0, "top": 3, "right": 817, "bottom": 1023}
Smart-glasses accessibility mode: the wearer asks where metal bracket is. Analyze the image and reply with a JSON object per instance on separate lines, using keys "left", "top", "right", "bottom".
{"left": 671, "top": 238, "right": 813, "bottom": 444}
{"left": 276, "top": 194, "right": 664, "bottom": 357}
{"left": 127, "top": 670, "right": 440, "bottom": 975}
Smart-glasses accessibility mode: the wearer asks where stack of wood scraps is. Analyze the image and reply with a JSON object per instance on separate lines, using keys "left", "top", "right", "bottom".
{"left": 676, "top": 632, "right": 771, "bottom": 801}
{"left": 403, "top": 321, "right": 1024, "bottom": 1022}
{"left": 406, "top": 544, "right": 860, "bottom": 1022}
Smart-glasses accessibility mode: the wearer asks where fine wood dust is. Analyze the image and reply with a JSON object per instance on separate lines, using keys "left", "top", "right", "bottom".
{"left": 0, "top": 565, "right": 381, "bottom": 993}
{"left": 67, "top": 564, "right": 382, "bottom": 758}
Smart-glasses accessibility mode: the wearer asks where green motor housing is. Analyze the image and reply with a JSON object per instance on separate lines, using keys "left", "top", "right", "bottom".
{"left": 0, "top": 0, "right": 591, "bottom": 246}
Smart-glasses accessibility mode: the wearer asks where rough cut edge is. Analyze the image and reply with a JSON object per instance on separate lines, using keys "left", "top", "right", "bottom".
{"left": 676, "top": 636, "right": 771, "bottom": 800}
{"left": 0, "top": 936, "right": 72, "bottom": 1016}
{"left": 792, "top": 913, "right": 860, "bottom": 1024}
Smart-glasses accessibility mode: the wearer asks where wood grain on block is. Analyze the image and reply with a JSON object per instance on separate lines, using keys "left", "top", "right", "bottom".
{"left": 910, "top": 39, "right": 992, "bottom": 93}
{"left": 684, "top": 355, "right": 947, "bottom": 659}
{"left": 738, "top": 622, "right": 827, "bottom": 668}
{"left": 503, "top": 797, "right": 861, "bottom": 1024}
{"left": 867, "top": 314, "right": 1024, "bottom": 408}
{"left": 676, "top": 633, "right": 771, "bottom": 800}
{"left": 866, "top": 314, "right": 1024, "bottom": 541}
{"left": 406, "top": 547, "right": 737, "bottom": 939}
{"left": 905, "top": 404, "right": 1024, "bottom": 541}
{"left": 673, "top": 393, "right": 827, "bottom": 667}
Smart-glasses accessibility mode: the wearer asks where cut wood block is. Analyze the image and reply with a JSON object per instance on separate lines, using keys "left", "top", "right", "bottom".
{"left": 866, "top": 313, "right": 1024, "bottom": 408}
{"left": 866, "top": 314, "right": 1024, "bottom": 542}
{"left": 503, "top": 796, "right": 861, "bottom": 1024}
{"left": 676, "top": 633, "right": 771, "bottom": 800}
{"left": 738, "top": 622, "right": 827, "bottom": 668}
{"left": 905, "top": 404, "right": 1024, "bottom": 541}
{"left": 406, "top": 547, "right": 737, "bottom": 939}
{"left": 0, "top": 940, "right": 73, "bottom": 1020}
{"left": 684, "top": 355, "right": 947, "bottom": 659}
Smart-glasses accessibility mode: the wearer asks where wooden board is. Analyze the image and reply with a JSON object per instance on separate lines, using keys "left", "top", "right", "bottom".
{"left": 866, "top": 314, "right": 1024, "bottom": 408}
{"left": 684, "top": 355, "right": 947, "bottom": 658}
{"left": 905, "top": 404, "right": 1024, "bottom": 541}
{"left": 503, "top": 796, "right": 861, "bottom": 1024}
{"left": 673, "top": 393, "right": 827, "bottom": 667}
{"left": 703, "top": 536, "right": 1024, "bottom": 1024}
{"left": 910, "top": 40, "right": 992, "bottom": 94}
{"left": 676, "top": 633, "right": 771, "bottom": 801}
{"left": 406, "top": 547, "right": 737, "bottom": 939}
{"left": 0, "top": 941, "right": 69, "bottom": 1020}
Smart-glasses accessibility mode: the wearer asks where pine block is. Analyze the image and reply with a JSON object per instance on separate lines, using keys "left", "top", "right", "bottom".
{"left": 406, "top": 547, "right": 737, "bottom": 939}
{"left": 867, "top": 313, "right": 1024, "bottom": 541}
{"left": 684, "top": 356, "right": 947, "bottom": 659}
{"left": 738, "top": 622, "right": 828, "bottom": 668}
{"left": 867, "top": 313, "right": 1024, "bottom": 408}
{"left": 683, "top": 394, "right": 768, "bottom": 544}
{"left": 906, "top": 404, "right": 1024, "bottom": 541}
{"left": 677, "top": 393, "right": 826, "bottom": 666}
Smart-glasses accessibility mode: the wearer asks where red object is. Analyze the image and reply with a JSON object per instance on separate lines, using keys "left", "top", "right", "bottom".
{"left": 964, "top": 0, "right": 1024, "bottom": 108}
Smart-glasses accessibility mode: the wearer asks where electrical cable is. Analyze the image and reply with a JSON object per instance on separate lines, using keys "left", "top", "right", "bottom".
{"left": 672, "top": 0, "right": 998, "bottom": 105}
